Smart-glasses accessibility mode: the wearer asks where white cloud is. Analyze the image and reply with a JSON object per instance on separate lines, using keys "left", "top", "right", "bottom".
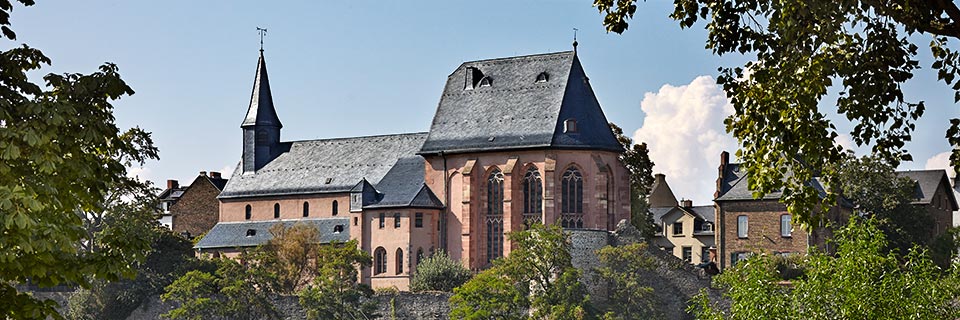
{"left": 925, "top": 151, "right": 955, "bottom": 178}
{"left": 219, "top": 165, "right": 235, "bottom": 177}
{"left": 632, "top": 76, "right": 738, "bottom": 205}
{"left": 834, "top": 133, "right": 855, "bottom": 152}
{"left": 127, "top": 166, "right": 153, "bottom": 183}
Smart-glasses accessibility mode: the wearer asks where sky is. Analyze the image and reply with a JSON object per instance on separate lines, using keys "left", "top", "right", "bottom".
{"left": 4, "top": 1, "right": 957, "bottom": 205}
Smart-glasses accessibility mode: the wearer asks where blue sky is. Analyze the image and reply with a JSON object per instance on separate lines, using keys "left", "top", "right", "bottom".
{"left": 5, "top": 1, "right": 956, "bottom": 204}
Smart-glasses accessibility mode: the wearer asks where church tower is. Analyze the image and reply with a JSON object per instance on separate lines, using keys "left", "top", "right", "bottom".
{"left": 241, "top": 50, "right": 282, "bottom": 173}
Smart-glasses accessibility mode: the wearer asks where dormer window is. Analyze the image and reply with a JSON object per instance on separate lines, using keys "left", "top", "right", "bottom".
{"left": 245, "top": 229, "right": 256, "bottom": 237}
{"left": 564, "top": 118, "right": 577, "bottom": 133}
{"left": 536, "top": 72, "right": 549, "bottom": 83}
{"left": 333, "top": 225, "right": 344, "bottom": 233}
{"left": 478, "top": 76, "right": 492, "bottom": 87}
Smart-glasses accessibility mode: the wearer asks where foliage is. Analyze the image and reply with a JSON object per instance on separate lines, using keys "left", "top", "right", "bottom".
{"left": 247, "top": 222, "right": 322, "bottom": 294}
{"left": 836, "top": 154, "right": 938, "bottom": 257}
{"left": 594, "top": 0, "right": 960, "bottom": 228}
{"left": 932, "top": 226, "right": 960, "bottom": 266}
{"left": 1, "top": 1, "right": 159, "bottom": 318}
{"left": 297, "top": 240, "right": 375, "bottom": 320}
{"left": 161, "top": 258, "right": 279, "bottom": 320}
{"left": 67, "top": 231, "right": 197, "bottom": 320}
{"left": 449, "top": 224, "right": 594, "bottom": 320}
{"left": 595, "top": 243, "right": 657, "bottom": 319}
{"left": 610, "top": 123, "right": 657, "bottom": 238}
{"left": 690, "top": 217, "right": 960, "bottom": 319}
{"left": 410, "top": 251, "right": 472, "bottom": 292}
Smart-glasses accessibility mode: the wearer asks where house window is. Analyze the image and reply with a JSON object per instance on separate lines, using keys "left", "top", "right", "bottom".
{"left": 374, "top": 247, "right": 387, "bottom": 275}
{"left": 416, "top": 248, "right": 424, "bottom": 266}
{"left": 737, "top": 215, "right": 748, "bottom": 238}
{"left": 702, "top": 222, "right": 713, "bottom": 232}
{"left": 332, "top": 200, "right": 338, "bottom": 216}
{"left": 701, "top": 247, "right": 711, "bottom": 263}
{"left": 560, "top": 167, "right": 583, "bottom": 228}
{"left": 394, "top": 213, "right": 401, "bottom": 228}
{"left": 780, "top": 214, "right": 792, "bottom": 237}
{"left": 673, "top": 222, "right": 683, "bottom": 236}
{"left": 354, "top": 217, "right": 358, "bottom": 226}
{"left": 682, "top": 246, "right": 692, "bottom": 262}
{"left": 396, "top": 249, "right": 404, "bottom": 274}
{"left": 415, "top": 213, "right": 423, "bottom": 228}
{"left": 302, "top": 202, "right": 309, "bottom": 217}
{"left": 379, "top": 213, "right": 385, "bottom": 229}
{"left": 273, "top": 203, "right": 280, "bottom": 219}
{"left": 563, "top": 118, "right": 577, "bottom": 133}
{"left": 522, "top": 167, "right": 543, "bottom": 228}
{"left": 245, "top": 205, "right": 251, "bottom": 220}
{"left": 730, "top": 252, "right": 751, "bottom": 267}
{"left": 486, "top": 169, "right": 505, "bottom": 264}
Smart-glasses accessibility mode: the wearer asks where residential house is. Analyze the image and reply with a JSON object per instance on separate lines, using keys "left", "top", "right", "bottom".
{"left": 157, "top": 179, "right": 188, "bottom": 229}
{"left": 169, "top": 171, "right": 228, "bottom": 239}
{"left": 649, "top": 174, "right": 716, "bottom": 264}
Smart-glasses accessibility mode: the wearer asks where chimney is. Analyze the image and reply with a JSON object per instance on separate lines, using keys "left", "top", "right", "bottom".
{"left": 166, "top": 179, "right": 179, "bottom": 189}
{"left": 199, "top": 171, "right": 207, "bottom": 177}
{"left": 209, "top": 171, "right": 221, "bottom": 179}
{"left": 715, "top": 151, "right": 730, "bottom": 200}
{"left": 464, "top": 67, "right": 483, "bottom": 90}
{"left": 654, "top": 173, "right": 666, "bottom": 184}
{"left": 681, "top": 199, "right": 693, "bottom": 208}
{"left": 720, "top": 151, "right": 729, "bottom": 166}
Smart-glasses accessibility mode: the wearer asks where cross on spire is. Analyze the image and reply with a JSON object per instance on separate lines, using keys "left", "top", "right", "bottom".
{"left": 257, "top": 27, "right": 267, "bottom": 52}
{"left": 572, "top": 28, "right": 579, "bottom": 52}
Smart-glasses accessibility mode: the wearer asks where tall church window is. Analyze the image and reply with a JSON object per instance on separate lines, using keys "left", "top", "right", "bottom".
{"left": 522, "top": 167, "right": 543, "bottom": 228}
{"left": 245, "top": 205, "right": 251, "bottom": 220}
{"left": 302, "top": 202, "right": 309, "bottom": 217}
{"left": 486, "top": 168, "right": 504, "bottom": 264}
{"left": 332, "top": 200, "right": 339, "bottom": 216}
{"left": 561, "top": 167, "right": 583, "bottom": 228}
{"left": 273, "top": 203, "right": 280, "bottom": 219}
{"left": 374, "top": 247, "right": 387, "bottom": 275}
{"left": 396, "top": 248, "right": 404, "bottom": 274}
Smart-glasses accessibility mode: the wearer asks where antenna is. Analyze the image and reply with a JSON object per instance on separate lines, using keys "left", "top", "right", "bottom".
{"left": 256, "top": 27, "right": 268, "bottom": 51}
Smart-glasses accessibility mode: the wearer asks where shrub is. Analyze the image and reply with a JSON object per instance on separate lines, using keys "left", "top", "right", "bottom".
{"left": 410, "top": 251, "right": 472, "bottom": 292}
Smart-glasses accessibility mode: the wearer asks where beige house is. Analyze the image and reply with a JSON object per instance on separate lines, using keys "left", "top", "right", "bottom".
{"left": 649, "top": 174, "right": 715, "bottom": 264}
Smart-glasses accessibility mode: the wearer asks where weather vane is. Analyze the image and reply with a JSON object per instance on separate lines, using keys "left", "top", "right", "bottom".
{"left": 257, "top": 27, "right": 268, "bottom": 51}
{"left": 572, "top": 28, "right": 579, "bottom": 50}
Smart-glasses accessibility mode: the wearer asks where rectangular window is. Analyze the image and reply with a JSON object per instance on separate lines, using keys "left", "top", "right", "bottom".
{"left": 394, "top": 213, "right": 401, "bottom": 228}
{"left": 354, "top": 217, "right": 358, "bottom": 226}
{"left": 682, "top": 246, "right": 692, "bottom": 262}
{"left": 672, "top": 222, "right": 683, "bottom": 236}
{"left": 737, "top": 215, "right": 748, "bottom": 238}
{"left": 415, "top": 212, "right": 423, "bottom": 228}
{"left": 701, "top": 247, "right": 711, "bottom": 263}
{"left": 379, "top": 213, "right": 385, "bottom": 229}
{"left": 780, "top": 214, "right": 792, "bottom": 237}
{"left": 730, "top": 252, "right": 750, "bottom": 267}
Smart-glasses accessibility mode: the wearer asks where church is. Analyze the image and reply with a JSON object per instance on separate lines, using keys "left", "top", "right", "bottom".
{"left": 195, "top": 45, "right": 632, "bottom": 290}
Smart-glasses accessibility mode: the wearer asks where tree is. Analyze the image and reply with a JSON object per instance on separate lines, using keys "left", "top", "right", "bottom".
{"left": 297, "top": 239, "right": 375, "bottom": 320}
{"left": 247, "top": 222, "right": 323, "bottom": 294}
{"left": 594, "top": 243, "right": 657, "bottom": 319}
{"left": 594, "top": 0, "right": 960, "bottom": 228}
{"left": 609, "top": 123, "right": 657, "bottom": 238}
{"left": 161, "top": 258, "right": 279, "bottom": 320}
{"left": 449, "top": 224, "right": 594, "bottom": 320}
{"left": 410, "top": 251, "right": 472, "bottom": 292}
{"left": 1, "top": 1, "right": 159, "bottom": 318}
{"left": 690, "top": 217, "right": 960, "bottom": 319}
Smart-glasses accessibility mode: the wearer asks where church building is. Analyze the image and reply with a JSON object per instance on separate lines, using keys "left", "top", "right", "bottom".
{"left": 195, "top": 46, "right": 632, "bottom": 290}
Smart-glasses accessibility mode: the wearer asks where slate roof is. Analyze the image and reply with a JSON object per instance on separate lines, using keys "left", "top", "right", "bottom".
{"left": 716, "top": 162, "right": 854, "bottom": 208}
{"left": 219, "top": 133, "right": 428, "bottom": 199}
{"left": 364, "top": 157, "right": 443, "bottom": 209}
{"left": 419, "top": 51, "right": 621, "bottom": 154}
{"left": 241, "top": 51, "right": 282, "bottom": 128}
{"left": 898, "top": 170, "right": 958, "bottom": 209}
{"left": 651, "top": 205, "right": 715, "bottom": 223}
{"left": 194, "top": 218, "right": 350, "bottom": 250}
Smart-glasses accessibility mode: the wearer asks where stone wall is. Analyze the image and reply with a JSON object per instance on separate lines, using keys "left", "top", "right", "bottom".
{"left": 567, "top": 228, "right": 611, "bottom": 303}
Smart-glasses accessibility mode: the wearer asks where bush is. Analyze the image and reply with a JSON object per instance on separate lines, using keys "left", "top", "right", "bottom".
{"left": 410, "top": 251, "right": 472, "bottom": 292}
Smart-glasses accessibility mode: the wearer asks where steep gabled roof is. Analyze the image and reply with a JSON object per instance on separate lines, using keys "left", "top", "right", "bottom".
{"left": 194, "top": 218, "right": 350, "bottom": 250}
{"left": 649, "top": 174, "right": 679, "bottom": 208}
{"left": 241, "top": 51, "right": 282, "bottom": 128}
{"left": 219, "top": 133, "right": 427, "bottom": 198}
{"left": 419, "top": 51, "right": 621, "bottom": 154}
{"left": 897, "top": 170, "right": 959, "bottom": 210}
{"left": 364, "top": 157, "right": 443, "bottom": 209}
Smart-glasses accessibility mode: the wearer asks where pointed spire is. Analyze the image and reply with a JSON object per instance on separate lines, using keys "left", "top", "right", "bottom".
{"left": 241, "top": 51, "right": 282, "bottom": 128}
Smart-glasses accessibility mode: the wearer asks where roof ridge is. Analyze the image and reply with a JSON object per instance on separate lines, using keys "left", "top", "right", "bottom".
{"left": 460, "top": 51, "right": 574, "bottom": 65}
{"left": 283, "top": 132, "right": 428, "bottom": 144}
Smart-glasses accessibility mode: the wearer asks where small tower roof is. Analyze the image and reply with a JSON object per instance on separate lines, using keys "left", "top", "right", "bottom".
{"left": 241, "top": 51, "right": 282, "bottom": 128}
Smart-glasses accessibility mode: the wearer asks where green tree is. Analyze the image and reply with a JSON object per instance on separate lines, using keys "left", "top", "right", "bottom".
{"left": 690, "top": 217, "right": 960, "bottom": 319}
{"left": 595, "top": 243, "right": 657, "bottom": 319}
{"left": 410, "top": 251, "right": 472, "bottom": 292}
{"left": 297, "top": 239, "right": 375, "bottom": 320}
{"left": 247, "top": 222, "right": 323, "bottom": 294}
{"left": 594, "top": 0, "right": 960, "bottom": 227}
{"left": 1, "top": 2, "right": 159, "bottom": 318}
{"left": 161, "top": 258, "right": 279, "bottom": 320}
{"left": 449, "top": 224, "right": 594, "bottom": 320}
{"left": 609, "top": 123, "right": 657, "bottom": 238}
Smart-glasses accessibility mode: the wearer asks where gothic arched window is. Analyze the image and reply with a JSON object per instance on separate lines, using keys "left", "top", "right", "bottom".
{"left": 486, "top": 168, "right": 504, "bottom": 264}
{"left": 302, "top": 202, "right": 309, "bottom": 217}
{"left": 332, "top": 200, "right": 339, "bottom": 216}
{"left": 522, "top": 167, "right": 543, "bottom": 228}
{"left": 273, "top": 203, "right": 280, "bottom": 219}
{"left": 561, "top": 167, "right": 583, "bottom": 228}
{"left": 245, "top": 205, "right": 251, "bottom": 220}
{"left": 374, "top": 247, "right": 387, "bottom": 275}
{"left": 396, "top": 248, "right": 404, "bottom": 275}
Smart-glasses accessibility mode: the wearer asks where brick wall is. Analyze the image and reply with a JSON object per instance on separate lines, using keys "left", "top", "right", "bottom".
{"left": 171, "top": 176, "right": 223, "bottom": 238}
